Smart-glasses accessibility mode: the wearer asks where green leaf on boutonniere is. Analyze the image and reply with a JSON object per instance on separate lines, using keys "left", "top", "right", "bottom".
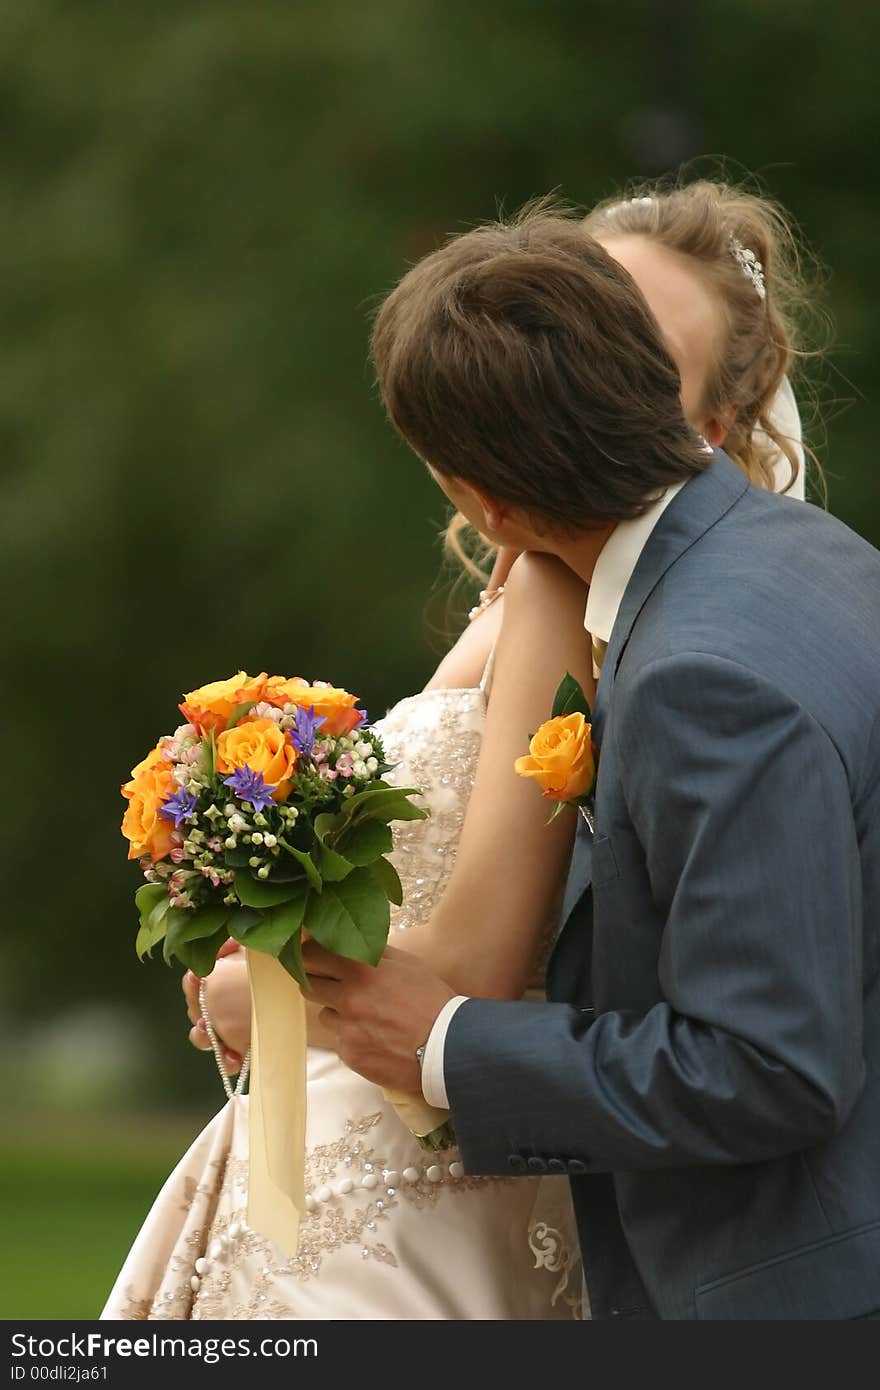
{"left": 303, "top": 866, "right": 390, "bottom": 965}
{"left": 551, "top": 672, "right": 592, "bottom": 721}
{"left": 546, "top": 799, "right": 572, "bottom": 825}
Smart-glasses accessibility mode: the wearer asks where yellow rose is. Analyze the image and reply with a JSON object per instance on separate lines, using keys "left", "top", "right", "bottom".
{"left": 126, "top": 740, "right": 171, "bottom": 783}
{"left": 514, "top": 712, "right": 596, "bottom": 801}
{"left": 121, "top": 762, "right": 178, "bottom": 862}
{"left": 179, "top": 671, "right": 268, "bottom": 735}
{"left": 215, "top": 717, "right": 298, "bottom": 801}
{"left": 263, "top": 677, "right": 363, "bottom": 737}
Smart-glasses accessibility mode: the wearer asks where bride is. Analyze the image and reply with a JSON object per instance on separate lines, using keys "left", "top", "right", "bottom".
{"left": 102, "top": 179, "right": 816, "bottom": 1320}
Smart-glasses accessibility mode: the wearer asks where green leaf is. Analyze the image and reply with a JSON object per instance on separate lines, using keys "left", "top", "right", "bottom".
{"left": 136, "top": 893, "right": 173, "bottom": 959}
{"left": 313, "top": 810, "right": 347, "bottom": 844}
{"left": 304, "top": 867, "right": 390, "bottom": 965}
{"left": 175, "top": 927, "right": 229, "bottom": 978}
{"left": 336, "top": 819, "right": 393, "bottom": 866}
{"left": 163, "top": 905, "right": 230, "bottom": 965}
{"left": 135, "top": 883, "right": 165, "bottom": 923}
{"left": 279, "top": 839, "right": 323, "bottom": 891}
{"left": 241, "top": 889, "right": 308, "bottom": 957}
{"left": 204, "top": 730, "right": 217, "bottom": 780}
{"left": 235, "top": 873, "right": 304, "bottom": 908}
{"left": 551, "top": 672, "right": 592, "bottom": 721}
{"left": 368, "top": 855, "right": 403, "bottom": 907}
{"left": 226, "top": 906, "right": 263, "bottom": 939}
{"left": 345, "top": 786, "right": 428, "bottom": 826}
{"left": 225, "top": 700, "right": 256, "bottom": 729}
{"left": 278, "top": 931, "right": 308, "bottom": 989}
{"left": 317, "top": 841, "right": 354, "bottom": 882}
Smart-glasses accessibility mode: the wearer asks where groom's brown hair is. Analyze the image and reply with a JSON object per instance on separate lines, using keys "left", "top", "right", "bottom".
{"left": 371, "top": 203, "right": 710, "bottom": 526}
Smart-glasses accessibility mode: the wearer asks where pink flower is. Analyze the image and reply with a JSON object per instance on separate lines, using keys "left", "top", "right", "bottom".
{"left": 335, "top": 753, "right": 354, "bottom": 778}
{"left": 319, "top": 764, "right": 338, "bottom": 781}
{"left": 170, "top": 847, "right": 187, "bottom": 863}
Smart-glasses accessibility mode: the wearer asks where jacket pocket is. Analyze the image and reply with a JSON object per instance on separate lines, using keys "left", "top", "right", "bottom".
{"left": 695, "top": 1218, "right": 880, "bottom": 1320}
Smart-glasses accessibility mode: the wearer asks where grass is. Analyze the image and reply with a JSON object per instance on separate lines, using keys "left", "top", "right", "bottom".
{"left": 0, "top": 1108, "right": 213, "bottom": 1320}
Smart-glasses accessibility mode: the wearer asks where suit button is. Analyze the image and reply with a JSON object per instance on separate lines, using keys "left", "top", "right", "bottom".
{"left": 547, "top": 1158, "right": 566, "bottom": 1174}
{"left": 507, "top": 1154, "right": 527, "bottom": 1173}
{"left": 527, "top": 1156, "right": 548, "bottom": 1174}
{"left": 567, "top": 1158, "right": 589, "bottom": 1174}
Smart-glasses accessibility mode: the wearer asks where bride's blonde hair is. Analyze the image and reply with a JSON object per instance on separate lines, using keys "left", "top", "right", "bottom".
{"left": 445, "top": 175, "right": 827, "bottom": 582}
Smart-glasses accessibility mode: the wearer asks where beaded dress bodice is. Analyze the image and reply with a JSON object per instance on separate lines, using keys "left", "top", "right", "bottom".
{"left": 375, "top": 687, "right": 487, "bottom": 938}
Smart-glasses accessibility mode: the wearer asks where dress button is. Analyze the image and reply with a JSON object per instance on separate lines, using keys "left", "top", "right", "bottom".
{"left": 508, "top": 1154, "right": 527, "bottom": 1173}
{"left": 527, "top": 1156, "right": 547, "bottom": 1174}
{"left": 567, "top": 1158, "right": 589, "bottom": 1174}
{"left": 547, "top": 1158, "right": 566, "bottom": 1174}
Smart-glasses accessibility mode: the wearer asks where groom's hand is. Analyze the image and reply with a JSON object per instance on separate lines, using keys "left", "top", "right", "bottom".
{"left": 302, "top": 940, "right": 456, "bottom": 1094}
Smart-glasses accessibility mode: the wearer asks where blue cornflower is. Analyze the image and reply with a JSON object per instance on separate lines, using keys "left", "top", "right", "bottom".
{"left": 222, "top": 766, "right": 277, "bottom": 813}
{"left": 355, "top": 708, "right": 369, "bottom": 727}
{"left": 290, "top": 704, "right": 327, "bottom": 756}
{"left": 159, "top": 787, "right": 198, "bottom": 828}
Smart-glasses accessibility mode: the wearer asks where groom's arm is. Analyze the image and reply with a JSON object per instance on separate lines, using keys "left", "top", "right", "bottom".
{"left": 443, "top": 651, "right": 865, "bottom": 1174}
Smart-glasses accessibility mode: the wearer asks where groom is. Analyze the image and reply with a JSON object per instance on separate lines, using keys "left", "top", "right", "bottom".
{"left": 303, "top": 207, "right": 880, "bottom": 1319}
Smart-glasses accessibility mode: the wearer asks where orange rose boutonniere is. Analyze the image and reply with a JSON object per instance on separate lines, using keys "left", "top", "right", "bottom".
{"left": 514, "top": 673, "right": 597, "bottom": 822}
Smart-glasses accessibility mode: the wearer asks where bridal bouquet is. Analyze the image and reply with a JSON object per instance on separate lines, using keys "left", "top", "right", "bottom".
{"left": 122, "top": 672, "right": 449, "bottom": 1253}
{"left": 514, "top": 673, "right": 597, "bottom": 816}
{"left": 121, "top": 671, "right": 427, "bottom": 983}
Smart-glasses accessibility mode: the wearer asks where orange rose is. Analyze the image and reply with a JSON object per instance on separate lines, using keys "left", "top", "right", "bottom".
{"left": 126, "top": 740, "right": 171, "bottom": 783}
{"left": 179, "top": 671, "right": 268, "bottom": 735}
{"left": 263, "top": 677, "right": 363, "bottom": 737}
{"left": 514, "top": 712, "right": 596, "bottom": 801}
{"left": 215, "top": 717, "right": 298, "bottom": 802}
{"left": 121, "top": 762, "right": 178, "bottom": 862}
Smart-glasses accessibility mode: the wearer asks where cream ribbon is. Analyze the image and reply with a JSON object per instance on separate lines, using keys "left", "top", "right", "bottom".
{"left": 245, "top": 950, "right": 307, "bottom": 1254}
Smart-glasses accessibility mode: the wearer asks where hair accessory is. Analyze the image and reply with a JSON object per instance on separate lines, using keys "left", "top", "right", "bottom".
{"left": 729, "top": 235, "right": 766, "bottom": 301}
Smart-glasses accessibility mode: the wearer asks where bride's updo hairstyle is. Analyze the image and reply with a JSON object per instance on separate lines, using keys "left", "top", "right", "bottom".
{"left": 445, "top": 177, "right": 824, "bottom": 579}
{"left": 584, "top": 179, "right": 813, "bottom": 494}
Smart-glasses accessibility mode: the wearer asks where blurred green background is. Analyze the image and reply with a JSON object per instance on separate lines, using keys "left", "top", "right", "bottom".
{"left": 1, "top": 0, "right": 877, "bottom": 1318}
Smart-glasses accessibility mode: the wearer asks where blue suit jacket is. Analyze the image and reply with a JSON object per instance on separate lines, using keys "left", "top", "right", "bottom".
{"left": 444, "top": 453, "right": 880, "bottom": 1319}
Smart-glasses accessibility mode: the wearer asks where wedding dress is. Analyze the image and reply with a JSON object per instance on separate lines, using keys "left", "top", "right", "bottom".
{"left": 102, "top": 679, "right": 583, "bottom": 1320}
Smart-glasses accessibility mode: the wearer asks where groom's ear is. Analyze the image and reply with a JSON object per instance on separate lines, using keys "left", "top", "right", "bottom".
{"left": 469, "top": 484, "right": 508, "bottom": 534}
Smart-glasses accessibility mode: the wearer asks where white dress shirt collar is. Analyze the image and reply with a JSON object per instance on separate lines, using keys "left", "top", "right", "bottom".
{"left": 584, "top": 481, "right": 686, "bottom": 645}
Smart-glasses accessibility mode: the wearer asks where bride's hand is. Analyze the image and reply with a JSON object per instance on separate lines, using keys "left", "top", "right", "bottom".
{"left": 182, "top": 939, "right": 252, "bottom": 1073}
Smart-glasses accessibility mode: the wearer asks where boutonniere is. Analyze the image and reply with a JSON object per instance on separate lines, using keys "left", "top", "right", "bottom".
{"left": 514, "top": 673, "right": 598, "bottom": 824}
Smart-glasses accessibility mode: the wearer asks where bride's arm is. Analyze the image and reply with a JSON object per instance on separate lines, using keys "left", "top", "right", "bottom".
{"left": 396, "top": 553, "right": 594, "bottom": 1000}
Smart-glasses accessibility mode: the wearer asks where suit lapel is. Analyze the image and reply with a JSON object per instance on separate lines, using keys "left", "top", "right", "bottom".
{"left": 552, "top": 452, "right": 749, "bottom": 955}
{"left": 590, "top": 451, "right": 749, "bottom": 746}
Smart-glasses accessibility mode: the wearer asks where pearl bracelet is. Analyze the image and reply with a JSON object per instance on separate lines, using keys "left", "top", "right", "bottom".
{"left": 467, "top": 584, "right": 505, "bottom": 623}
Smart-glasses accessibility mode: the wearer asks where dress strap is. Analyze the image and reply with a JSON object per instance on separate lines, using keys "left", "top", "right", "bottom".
{"left": 479, "top": 646, "right": 496, "bottom": 698}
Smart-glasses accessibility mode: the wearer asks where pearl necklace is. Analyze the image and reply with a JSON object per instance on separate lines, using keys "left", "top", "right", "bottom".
{"left": 198, "top": 979, "right": 251, "bottom": 1101}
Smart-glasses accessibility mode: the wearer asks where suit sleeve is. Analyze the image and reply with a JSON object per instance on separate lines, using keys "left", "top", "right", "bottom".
{"left": 444, "top": 652, "right": 865, "bottom": 1175}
